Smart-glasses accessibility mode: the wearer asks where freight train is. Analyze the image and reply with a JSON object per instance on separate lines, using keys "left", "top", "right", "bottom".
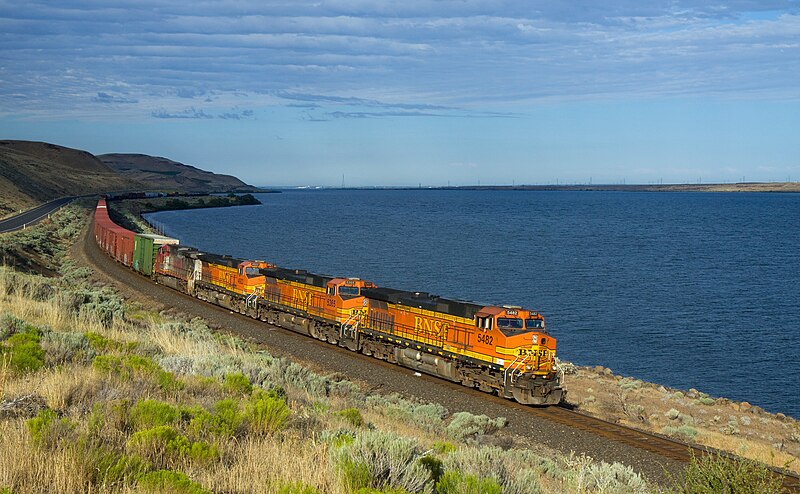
{"left": 94, "top": 198, "right": 565, "bottom": 405}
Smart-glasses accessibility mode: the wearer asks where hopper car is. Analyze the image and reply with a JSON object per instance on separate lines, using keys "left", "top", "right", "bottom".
{"left": 94, "top": 199, "right": 565, "bottom": 405}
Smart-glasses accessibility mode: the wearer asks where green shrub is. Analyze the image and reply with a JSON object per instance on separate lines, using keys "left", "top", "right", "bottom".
{"left": 431, "top": 441, "right": 458, "bottom": 454}
{"left": 213, "top": 398, "right": 244, "bottom": 435}
{"left": 2, "top": 330, "right": 45, "bottom": 374}
{"left": 619, "top": 378, "right": 642, "bottom": 390}
{"left": 183, "top": 400, "right": 244, "bottom": 439}
{"left": 164, "top": 199, "right": 191, "bottom": 210}
{"left": 671, "top": 453, "right": 784, "bottom": 494}
{"left": 331, "top": 430, "right": 434, "bottom": 493}
{"left": 26, "top": 409, "right": 76, "bottom": 448}
{"left": 69, "top": 285, "right": 125, "bottom": 327}
{"left": 337, "top": 407, "right": 364, "bottom": 428}
{"left": 436, "top": 471, "right": 503, "bottom": 494}
{"left": 353, "top": 488, "right": 410, "bottom": 494}
{"left": 90, "top": 449, "right": 149, "bottom": 488}
{"left": 246, "top": 389, "right": 290, "bottom": 435}
{"left": 59, "top": 260, "right": 91, "bottom": 286}
{"left": 418, "top": 455, "right": 444, "bottom": 484}
{"left": 223, "top": 372, "right": 253, "bottom": 396}
{"left": 662, "top": 425, "right": 699, "bottom": 440}
{"left": 188, "top": 441, "right": 218, "bottom": 464}
{"left": 85, "top": 332, "right": 114, "bottom": 352}
{"left": 0, "top": 313, "right": 25, "bottom": 340}
{"left": 440, "top": 447, "right": 508, "bottom": 489}
{"left": 530, "top": 456, "right": 567, "bottom": 480}
{"left": 137, "top": 470, "right": 210, "bottom": 494}
{"left": 338, "top": 457, "right": 373, "bottom": 493}
{"left": 585, "top": 461, "right": 648, "bottom": 493}
{"left": 92, "top": 354, "right": 124, "bottom": 374}
{"left": 431, "top": 442, "right": 457, "bottom": 454}
{"left": 445, "top": 412, "right": 507, "bottom": 442}
{"left": 276, "top": 482, "right": 322, "bottom": 494}
{"left": 92, "top": 354, "right": 183, "bottom": 393}
{"left": 130, "top": 399, "right": 179, "bottom": 430}
{"left": 127, "top": 425, "right": 218, "bottom": 467}
{"left": 505, "top": 468, "right": 543, "bottom": 494}
{"left": 366, "top": 394, "right": 447, "bottom": 432}
{"left": 41, "top": 331, "right": 95, "bottom": 365}
{"left": 322, "top": 430, "right": 355, "bottom": 448}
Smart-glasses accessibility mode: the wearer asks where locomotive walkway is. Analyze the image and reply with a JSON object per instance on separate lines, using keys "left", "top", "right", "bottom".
{"left": 74, "top": 218, "right": 800, "bottom": 492}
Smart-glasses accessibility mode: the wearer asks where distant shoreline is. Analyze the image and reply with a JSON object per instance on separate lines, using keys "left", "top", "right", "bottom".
{"left": 264, "top": 182, "right": 800, "bottom": 193}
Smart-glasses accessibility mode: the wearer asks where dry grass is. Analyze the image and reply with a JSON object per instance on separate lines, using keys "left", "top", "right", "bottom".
{"left": 0, "top": 420, "right": 92, "bottom": 493}
{"left": 146, "top": 320, "right": 241, "bottom": 359}
{"left": 0, "top": 352, "right": 10, "bottom": 399}
{"left": 204, "top": 436, "right": 337, "bottom": 493}
{"left": 698, "top": 430, "right": 798, "bottom": 473}
{"left": 0, "top": 271, "right": 68, "bottom": 331}
{"left": 3, "top": 365, "right": 98, "bottom": 411}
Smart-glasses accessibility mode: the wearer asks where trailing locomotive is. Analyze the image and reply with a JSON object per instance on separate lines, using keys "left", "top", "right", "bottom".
{"left": 94, "top": 199, "right": 565, "bottom": 405}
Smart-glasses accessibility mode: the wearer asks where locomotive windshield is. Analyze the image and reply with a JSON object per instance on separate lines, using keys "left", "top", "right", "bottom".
{"left": 339, "top": 286, "right": 359, "bottom": 296}
{"left": 526, "top": 319, "right": 544, "bottom": 329}
{"left": 497, "top": 318, "right": 523, "bottom": 329}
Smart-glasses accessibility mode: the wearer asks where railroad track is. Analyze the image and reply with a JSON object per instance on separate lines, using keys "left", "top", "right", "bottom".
{"left": 536, "top": 405, "right": 800, "bottom": 492}
{"left": 77, "top": 219, "right": 800, "bottom": 492}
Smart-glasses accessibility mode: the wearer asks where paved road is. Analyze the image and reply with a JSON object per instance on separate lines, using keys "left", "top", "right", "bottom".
{"left": 0, "top": 196, "right": 77, "bottom": 233}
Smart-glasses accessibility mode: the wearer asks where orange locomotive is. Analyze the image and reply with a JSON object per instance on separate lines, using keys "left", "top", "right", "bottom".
{"left": 358, "top": 288, "right": 563, "bottom": 405}
{"left": 152, "top": 242, "right": 564, "bottom": 405}
{"left": 101, "top": 197, "right": 565, "bottom": 405}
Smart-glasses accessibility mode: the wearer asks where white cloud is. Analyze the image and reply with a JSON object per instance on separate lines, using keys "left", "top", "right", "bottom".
{"left": 1, "top": 1, "right": 798, "bottom": 118}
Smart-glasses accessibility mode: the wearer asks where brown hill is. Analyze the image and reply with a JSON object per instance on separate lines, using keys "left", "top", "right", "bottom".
{"left": 99, "top": 154, "right": 259, "bottom": 194}
{"left": 0, "top": 141, "right": 261, "bottom": 218}
{"left": 0, "top": 140, "right": 140, "bottom": 216}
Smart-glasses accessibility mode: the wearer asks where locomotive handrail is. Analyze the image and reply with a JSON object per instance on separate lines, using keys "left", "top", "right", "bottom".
{"left": 504, "top": 353, "right": 530, "bottom": 387}
{"left": 340, "top": 310, "right": 362, "bottom": 339}
{"left": 246, "top": 286, "right": 262, "bottom": 308}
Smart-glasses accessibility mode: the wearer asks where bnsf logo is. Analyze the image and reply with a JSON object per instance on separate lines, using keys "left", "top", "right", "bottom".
{"left": 414, "top": 316, "right": 449, "bottom": 335}
{"left": 293, "top": 288, "right": 310, "bottom": 305}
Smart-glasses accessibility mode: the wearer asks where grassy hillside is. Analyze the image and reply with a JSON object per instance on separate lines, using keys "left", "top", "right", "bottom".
{"left": 0, "top": 141, "right": 261, "bottom": 219}
{"left": 0, "top": 141, "right": 140, "bottom": 216}
{"left": 99, "top": 154, "right": 260, "bottom": 194}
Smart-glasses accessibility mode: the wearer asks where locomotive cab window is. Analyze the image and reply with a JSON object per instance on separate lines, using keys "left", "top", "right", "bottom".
{"left": 497, "top": 318, "right": 523, "bottom": 329}
{"left": 498, "top": 317, "right": 527, "bottom": 336}
{"left": 525, "top": 319, "right": 544, "bottom": 329}
{"left": 245, "top": 267, "right": 260, "bottom": 278}
{"left": 338, "top": 286, "right": 360, "bottom": 297}
{"left": 327, "top": 286, "right": 335, "bottom": 296}
{"left": 476, "top": 316, "right": 493, "bottom": 330}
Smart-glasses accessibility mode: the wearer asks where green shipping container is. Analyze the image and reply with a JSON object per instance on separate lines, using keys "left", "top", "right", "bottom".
{"left": 133, "top": 233, "right": 179, "bottom": 275}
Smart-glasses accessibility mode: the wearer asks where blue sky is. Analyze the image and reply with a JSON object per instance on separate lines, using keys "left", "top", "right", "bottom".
{"left": 1, "top": 1, "right": 799, "bottom": 186}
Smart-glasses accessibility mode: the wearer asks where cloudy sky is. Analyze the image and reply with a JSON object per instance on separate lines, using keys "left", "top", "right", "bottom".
{"left": 1, "top": 1, "right": 799, "bottom": 186}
